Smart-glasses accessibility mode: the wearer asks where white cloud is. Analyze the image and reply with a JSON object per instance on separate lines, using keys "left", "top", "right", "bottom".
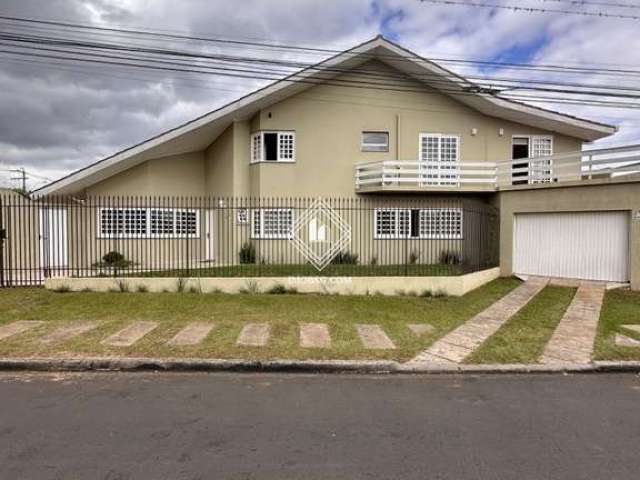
{"left": 0, "top": 0, "right": 638, "bottom": 190}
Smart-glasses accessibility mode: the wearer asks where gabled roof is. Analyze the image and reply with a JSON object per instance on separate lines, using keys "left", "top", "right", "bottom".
{"left": 34, "top": 36, "right": 616, "bottom": 197}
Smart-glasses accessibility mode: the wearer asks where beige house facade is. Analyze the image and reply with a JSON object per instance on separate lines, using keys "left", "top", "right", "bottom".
{"left": 17, "top": 37, "right": 640, "bottom": 289}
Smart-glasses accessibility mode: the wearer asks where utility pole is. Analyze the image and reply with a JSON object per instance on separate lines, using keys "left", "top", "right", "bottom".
{"left": 10, "top": 168, "right": 27, "bottom": 193}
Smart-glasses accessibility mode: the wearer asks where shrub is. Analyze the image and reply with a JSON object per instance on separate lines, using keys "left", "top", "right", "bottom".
{"left": 370, "top": 255, "right": 378, "bottom": 266}
{"left": 136, "top": 285, "right": 149, "bottom": 293}
{"left": 53, "top": 284, "right": 71, "bottom": 293}
{"left": 100, "top": 251, "right": 134, "bottom": 268}
{"left": 239, "top": 242, "right": 256, "bottom": 264}
{"left": 409, "top": 250, "right": 420, "bottom": 265}
{"left": 331, "top": 251, "right": 359, "bottom": 265}
{"left": 239, "top": 279, "right": 260, "bottom": 294}
{"left": 267, "top": 283, "right": 287, "bottom": 294}
{"left": 267, "top": 283, "right": 297, "bottom": 295}
{"left": 440, "top": 250, "right": 463, "bottom": 265}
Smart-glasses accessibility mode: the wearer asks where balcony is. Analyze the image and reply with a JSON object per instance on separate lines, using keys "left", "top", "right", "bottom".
{"left": 355, "top": 144, "right": 640, "bottom": 193}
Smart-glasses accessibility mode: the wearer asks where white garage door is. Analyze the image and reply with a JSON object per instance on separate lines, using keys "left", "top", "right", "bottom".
{"left": 514, "top": 211, "right": 629, "bottom": 282}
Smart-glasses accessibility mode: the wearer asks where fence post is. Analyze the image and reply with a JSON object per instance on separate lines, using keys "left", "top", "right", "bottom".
{"left": 0, "top": 194, "right": 4, "bottom": 288}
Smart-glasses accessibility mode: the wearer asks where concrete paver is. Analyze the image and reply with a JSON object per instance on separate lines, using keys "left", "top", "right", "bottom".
{"left": 40, "top": 322, "right": 97, "bottom": 345}
{"left": 101, "top": 322, "right": 158, "bottom": 347}
{"left": 407, "top": 324, "right": 434, "bottom": 336}
{"left": 0, "top": 321, "right": 44, "bottom": 342}
{"left": 237, "top": 323, "right": 270, "bottom": 347}
{"left": 615, "top": 334, "right": 640, "bottom": 348}
{"left": 299, "top": 323, "right": 331, "bottom": 348}
{"left": 621, "top": 325, "right": 640, "bottom": 335}
{"left": 540, "top": 282, "right": 605, "bottom": 364}
{"left": 408, "top": 278, "right": 549, "bottom": 364}
{"left": 167, "top": 323, "right": 215, "bottom": 347}
{"left": 356, "top": 325, "right": 396, "bottom": 349}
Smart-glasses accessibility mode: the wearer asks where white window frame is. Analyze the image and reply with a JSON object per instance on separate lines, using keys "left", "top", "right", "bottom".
{"left": 251, "top": 208, "right": 294, "bottom": 239}
{"left": 418, "top": 133, "right": 460, "bottom": 187}
{"left": 250, "top": 131, "right": 296, "bottom": 163}
{"left": 512, "top": 135, "right": 554, "bottom": 184}
{"left": 361, "top": 131, "right": 389, "bottom": 152}
{"left": 374, "top": 208, "right": 463, "bottom": 240}
{"left": 98, "top": 208, "right": 200, "bottom": 239}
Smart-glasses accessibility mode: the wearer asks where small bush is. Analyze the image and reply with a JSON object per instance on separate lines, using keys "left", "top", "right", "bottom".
{"left": 53, "top": 284, "right": 71, "bottom": 293}
{"left": 419, "top": 290, "right": 432, "bottom": 298}
{"left": 240, "top": 279, "right": 260, "bottom": 294}
{"left": 96, "top": 251, "right": 134, "bottom": 269}
{"left": 432, "top": 289, "right": 447, "bottom": 298}
{"left": 267, "top": 283, "right": 297, "bottom": 295}
{"left": 239, "top": 242, "right": 256, "bottom": 264}
{"left": 440, "top": 250, "right": 462, "bottom": 265}
{"left": 136, "top": 285, "right": 149, "bottom": 293}
{"left": 370, "top": 256, "right": 378, "bottom": 266}
{"left": 331, "top": 251, "right": 359, "bottom": 265}
{"left": 267, "top": 283, "right": 287, "bottom": 294}
{"left": 409, "top": 250, "right": 420, "bottom": 265}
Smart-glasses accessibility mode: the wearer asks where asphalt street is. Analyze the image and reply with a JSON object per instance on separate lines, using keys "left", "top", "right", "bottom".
{"left": 1, "top": 372, "right": 639, "bottom": 479}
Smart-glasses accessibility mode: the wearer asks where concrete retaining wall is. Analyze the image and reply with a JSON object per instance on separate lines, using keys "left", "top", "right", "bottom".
{"left": 44, "top": 267, "right": 500, "bottom": 297}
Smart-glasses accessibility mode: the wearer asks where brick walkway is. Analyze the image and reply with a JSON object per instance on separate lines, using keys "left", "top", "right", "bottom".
{"left": 408, "top": 278, "right": 549, "bottom": 364}
{"left": 540, "top": 282, "right": 605, "bottom": 364}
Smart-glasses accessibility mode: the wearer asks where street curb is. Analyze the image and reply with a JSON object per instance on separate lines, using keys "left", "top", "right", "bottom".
{"left": 1, "top": 357, "right": 640, "bottom": 374}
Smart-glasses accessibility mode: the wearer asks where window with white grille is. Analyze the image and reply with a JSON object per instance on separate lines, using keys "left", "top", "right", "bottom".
{"left": 375, "top": 208, "right": 462, "bottom": 239}
{"left": 251, "top": 133, "right": 262, "bottom": 164}
{"left": 530, "top": 136, "right": 553, "bottom": 183}
{"left": 252, "top": 209, "right": 294, "bottom": 239}
{"left": 100, "top": 208, "right": 199, "bottom": 238}
{"left": 250, "top": 131, "right": 295, "bottom": 163}
{"left": 419, "top": 209, "right": 463, "bottom": 239}
{"left": 419, "top": 134, "right": 460, "bottom": 186}
{"left": 100, "top": 209, "right": 147, "bottom": 237}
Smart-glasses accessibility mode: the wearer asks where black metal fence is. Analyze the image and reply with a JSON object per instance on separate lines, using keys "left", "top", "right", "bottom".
{"left": 0, "top": 194, "right": 499, "bottom": 286}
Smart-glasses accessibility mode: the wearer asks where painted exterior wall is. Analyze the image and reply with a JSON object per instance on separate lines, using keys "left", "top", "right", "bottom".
{"left": 76, "top": 60, "right": 582, "bottom": 199}
{"left": 494, "top": 179, "right": 640, "bottom": 289}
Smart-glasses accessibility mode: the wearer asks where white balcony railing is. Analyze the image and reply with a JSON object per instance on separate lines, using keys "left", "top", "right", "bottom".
{"left": 355, "top": 143, "right": 640, "bottom": 191}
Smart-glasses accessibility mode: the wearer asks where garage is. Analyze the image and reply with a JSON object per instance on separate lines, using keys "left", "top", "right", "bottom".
{"left": 513, "top": 211, "right": 630, "bottom": 282}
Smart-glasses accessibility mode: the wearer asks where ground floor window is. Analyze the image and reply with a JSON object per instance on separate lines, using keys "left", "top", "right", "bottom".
{"left": 252, "top": 208, "right": 294, "bottom": 239}
{"left": 374, "top": 208, "right": 462, "bottom": 239}
{"left": 99, "top": 208, "right": 199, "bottom": 238}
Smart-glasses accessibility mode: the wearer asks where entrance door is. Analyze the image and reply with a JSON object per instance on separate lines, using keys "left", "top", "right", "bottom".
{"left": 39, "top": 207, "right": 68, "bottom": 273}
{"left": 513, "top": 211, "right": 630, "bottom": 282}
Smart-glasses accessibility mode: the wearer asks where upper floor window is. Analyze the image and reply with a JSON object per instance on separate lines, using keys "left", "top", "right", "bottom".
{"left": 362, "top": 131, "right": 389, "bottom": 152}
{"left": 512, "top": 135, "right": 553, "bottom": 185}
{"left": 251, "top": 131, "right": 295, "bottom": 163}
{"left": 419, "top": 133, "right": 460, "bottom": 186}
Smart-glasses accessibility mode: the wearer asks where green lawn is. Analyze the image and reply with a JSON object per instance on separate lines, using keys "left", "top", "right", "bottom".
{"left": 125, "top": 263, "right": 467, "bottom": 278}
{"left": 466, "top": 286, "right": 576, "bottom": 364}
{"left": 0, "top": 278, "right": 520, "bottom": 362}
{"left": 595, "top": 288, "right": 640, "bottom": 361}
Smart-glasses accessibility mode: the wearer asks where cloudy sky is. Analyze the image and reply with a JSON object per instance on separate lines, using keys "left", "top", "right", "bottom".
{"left": 1, "top": 0, "right": 639, "bottom": 190}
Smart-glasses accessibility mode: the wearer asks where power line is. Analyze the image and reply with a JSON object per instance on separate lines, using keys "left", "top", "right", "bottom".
{"left": 539, "top": 0, "right": 640, "bottom": 10}
{"left": 3, "top": 42, "right": 640, "bottom": 110}
{"left": 3, "top": 13, "right": 640, "bottom": 77}
{"left": 419, "top": 0, "right": 640, "bottom": 20}
{"left": 4, "top": 29, "right": 640, "bottom": 99}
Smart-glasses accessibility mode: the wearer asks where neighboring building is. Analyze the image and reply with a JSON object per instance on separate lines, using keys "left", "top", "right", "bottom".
{"left": 18, "top": 36, "right": 640, "bottom": 287}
